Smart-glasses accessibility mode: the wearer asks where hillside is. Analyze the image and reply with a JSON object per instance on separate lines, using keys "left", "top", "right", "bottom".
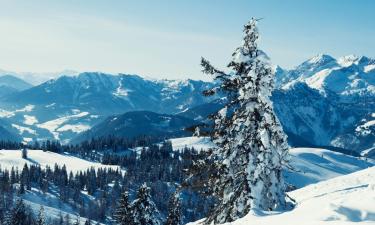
{"left": 188, "top": 166, "right": 375, "bottom": 225}
{"left": 0, "top": 149, "right": 121, "bottom": 172}
{"left": 170, "top": 137, "right": 374, "bottom": 188}
{"left": 73, "top": 111, "right": 199, "bottom": 143}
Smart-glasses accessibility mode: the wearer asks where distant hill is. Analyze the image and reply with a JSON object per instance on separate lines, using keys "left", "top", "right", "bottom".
{"left": 73, "top": 111, "right": 199, "bottom": 143}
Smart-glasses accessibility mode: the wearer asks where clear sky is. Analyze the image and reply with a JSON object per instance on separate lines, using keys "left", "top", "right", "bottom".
{"left": 0, "top": 0, "right": 374, "bottom": 81}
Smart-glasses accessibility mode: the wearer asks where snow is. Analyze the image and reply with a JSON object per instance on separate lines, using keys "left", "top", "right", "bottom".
{"left": 356, "top": 118, "right": 375, "bottom": 136}
{"left": 285, "top": 148, "right": 373, "bottom": 188}
{"left": 0, "top": 105, "right": 35, "bottom": 118}
{"left": 364, "top": 64, "right": 375, "bottom": 73}
{"left": 305, "top": 68, "right": 334, "bottom": 91}
{"left": 0, "top": 149, "right": 121, "bottom": 173}
{"left": 169, "top": 137, "right": 215, "bottom": 152}
{"left": 182, "top": 137, "right": 375, "bottom": 224}
{"left": 45, "top": 103, "right": 56, "bottom": 108}
{"left": 188, "top": 166, "right": 375, "bottom": 225}
{"left": 12, "top": 123, "right": 37, "bottom": 135}
{"left": 337, "top": 55, "right": 359, "bottom": 67}
{"left": 114, "top": 77, "right": 132, "bottom": 97}
{"left": 36, "top": 112, "right": 90, "bottom": 139}
{"left": 170, "top": 137, "right": 374, "bottom": 188}
{"left": 23, "top": 188, "right": 103, "bottom": 224}
{"left": 56, "top": 124, "right": 91, "bottom": 133}
{"left": 24, "top": 115, "right": 38, "bottom": 125}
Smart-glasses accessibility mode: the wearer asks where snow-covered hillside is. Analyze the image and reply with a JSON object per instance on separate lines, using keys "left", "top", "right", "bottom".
{"left": 22, "top": 188, "right": 101, "bottom": 225}
{"left": 188, "top": 166, "right": 375, "bottom": 225}
{"left": 0, "top": 149, "right": 121, "bottom": 172}
{"left": 179, "top": 138, "right": 375, "bottom": 225}
{"left": 170, "top": 137, "right": 374, "bottom": 188}
{"left": 285, "top": 148, "right": 373, "bottom": 188}
{"left": 170, "top": 136, "right": 215, "bottom": 152}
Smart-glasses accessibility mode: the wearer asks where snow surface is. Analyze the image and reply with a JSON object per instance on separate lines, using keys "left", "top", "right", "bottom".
{"left": 24, "top": 115, "right": 38, "bottom": 125}
{"left": 23, "top": 188, "right": 102, "bottom": 225}
{"left": 188, "top": 166, "right": 375, "bottom": 225}
{"left": 36, "top": 111, "right": 90, "bottom": 139}
{"left": 0, "top": 149, "right": 121, "bottom": 173}
{"left": 170, "top": 137, "right": 374, "bottom": 188}
{"left": 170, "top": 136, "right": 215, "bottom": 152}
{"left": 285, "top": 148, "right": 373, "bottom": 188}
{"left": 0, "top": 104, "right": 35, "bottom": 118}
{"left": 179, "top": 137, "right": 375, "bottom": 224}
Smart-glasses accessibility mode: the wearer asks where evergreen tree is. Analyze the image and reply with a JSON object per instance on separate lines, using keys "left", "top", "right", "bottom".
{"left": 10, "top": 199, "right": 28, "bottom": 225}
{"left": 133, "top": 184, "right": 161, "bottom": 225}
{"left": 37, "top": 206, "right": 46, "bottom": 225}
{"left": 164, "top": 192, "right": 182, "bottom": 225}
{"left": 22, "top": 148, "right": 27, "bottom": 159}
{"left": 194, "top": 18, "right": 290, "bottom": 223}
{"left": 114, "top": 191, "right": 133, "bottom": 225}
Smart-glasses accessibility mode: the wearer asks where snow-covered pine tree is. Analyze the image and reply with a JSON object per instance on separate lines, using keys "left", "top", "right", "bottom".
{"left": 36, "top": 206, "right": 45, "bottom": 225}
{"left": 132, "top": 184, "right": 161, "bottom": 225}
{"left": 164, "top": 192, "right": 182, "bottom": 225}
{"left": 199, "top": 18, "right": 290, "bottom": 224}
{"left": 114, "top": 191, "right": 134, "bottom": 225}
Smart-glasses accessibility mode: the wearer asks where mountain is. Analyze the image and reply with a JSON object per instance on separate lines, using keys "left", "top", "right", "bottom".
{"left": 0, "top": 55, "right": 373, "bottom": 150}
{"left": 273, "top": 54, "right": 375, "bottom": 152}
{"left": 280, "top": 54, "right": 375, "bottom": 100}
{"left": 0, "top": 68, "right": 78, "bottom": 85}
{"left": 3, "top": 73, "right": 214, "bottom": 114}
{"left": 0, "top": 75, "right": 33, "bottom": 97}
{"left": 0, "top": 118, "right": 22, "bottom": 141}
{"left": 73, "top": 111, "right": 199, "bottom": 143}
{"left": 0, "top": 73, "right": 214, "bottom": 143}
{"left": 0, "top": 75, "right": 33, "bottom": 90}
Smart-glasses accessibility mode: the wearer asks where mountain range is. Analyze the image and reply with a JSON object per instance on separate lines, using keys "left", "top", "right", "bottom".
{"left": 0, "top": 54, "right": 373, "bottom": 153}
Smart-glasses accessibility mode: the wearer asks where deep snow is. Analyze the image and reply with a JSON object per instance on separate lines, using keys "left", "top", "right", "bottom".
{"left": 172, "top": 137, "right": 375, "bottom": 224}
{"left": 0, "top": 149, "right": 121, "bottom": 173}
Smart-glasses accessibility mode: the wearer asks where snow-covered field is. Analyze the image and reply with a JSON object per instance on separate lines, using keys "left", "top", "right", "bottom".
{"left": 173, "top": 137, "right": 375, "bottom": 225}
{"left": 188, "top": 166, "right": 375, "bottom": 225}
{"left": 170, "top": 136, "right": 215, "bottom": 152}
{"left": 170, "top": 137, "right": 374, "bottom": 187}
{"left": 23, "top": 188, "right": 100, "bottom": 225}
{"left": 286, "top": 148, "right": 373, "bottom": 188}
{"left": 0, "top": 149, "right": 121, "bottom": 173}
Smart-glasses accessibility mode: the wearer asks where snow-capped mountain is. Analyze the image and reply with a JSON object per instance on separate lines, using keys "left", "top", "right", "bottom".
{"left": 274, "top": 54, "right": 375, "bottom": 152}
{"left": 280, "top": 54, "right": 375, "bottom": 99}
{"left": 0, "top": 73, "right": 214, "bottom": 143}
{"left": 0, "top": 55, "right": 373, "bottom": 151}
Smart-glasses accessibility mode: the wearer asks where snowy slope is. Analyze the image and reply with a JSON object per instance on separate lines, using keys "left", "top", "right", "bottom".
{"left": 22, "top": 188, "right": 102, "bottom": 225}
{"left": 0, "top": 149, "right": 121, "bottom": 172}
{"left": 188, "top": 166, "right": 375, "bottom": 225}
{"left": 170, "top": 136, "right": 215, "bottom": 152}
{"left": 170, "top": 137, "right": 374, "bottom": 188}
{"left": 281, "top": 54, "right": 375, "bottom": 98}
{"left": 285, "top": 148, "right": 373, "bottom": 188}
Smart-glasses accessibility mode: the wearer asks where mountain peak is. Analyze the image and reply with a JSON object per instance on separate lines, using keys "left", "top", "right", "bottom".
{"left": 337, "top": 55, "right": 375, "bottom": 68}
{"left": 306, "top": 54, "right": 336, "bottom": 65}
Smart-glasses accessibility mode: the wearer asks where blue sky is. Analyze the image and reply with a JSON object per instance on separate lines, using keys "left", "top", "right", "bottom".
{"left": 0, "top": 0, "right": 374, "bottom": 80}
